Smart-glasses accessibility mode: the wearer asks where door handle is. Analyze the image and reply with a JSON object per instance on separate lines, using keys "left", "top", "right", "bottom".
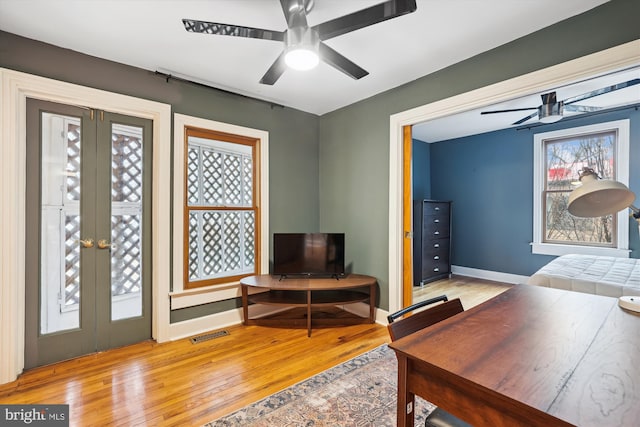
{"left": 79, "top": 238, "right": 94, "bottom": 248}
{"left": 97, "top": 239, "right": 114, "bottom": 250}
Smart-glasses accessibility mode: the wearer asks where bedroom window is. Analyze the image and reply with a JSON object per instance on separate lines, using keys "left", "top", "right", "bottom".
{"left": 532, "top": 120, "right": 630, "bottom": 257}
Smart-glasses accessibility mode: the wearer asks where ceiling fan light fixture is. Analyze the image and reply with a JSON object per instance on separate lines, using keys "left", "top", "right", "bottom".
{"left": 538, "top": 101, "right": 564, "bottom": 123}
{"left": 285, "top": 48, "right": 319, "bottom": 70}
{"left": 285, "top": 24, "right": 319, "bottom": 71}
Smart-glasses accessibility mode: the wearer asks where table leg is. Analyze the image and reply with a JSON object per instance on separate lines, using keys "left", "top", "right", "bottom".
{"left": 396, "top": 354, "right": 415, "bottom": 427}
{"left": 241, "top": 284, "right": 249, "bottom": 325}
{"left": 369, "top": 282, "right": 376, "bottom": 322}
{"left": 307, "top": 290, "right": 312, "bottom": 337}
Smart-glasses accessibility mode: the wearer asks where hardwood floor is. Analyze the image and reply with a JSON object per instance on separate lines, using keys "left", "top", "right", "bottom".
{"left": 0, "top": 276, "right": 512, "bottom": 427}
{"left": 413, "top": 275, "right": 513, "bottom": 308}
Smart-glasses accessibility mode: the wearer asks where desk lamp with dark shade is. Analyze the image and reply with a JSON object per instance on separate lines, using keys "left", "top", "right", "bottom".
{"left": 568, "top": 167, "right": 640, "bottom": 312}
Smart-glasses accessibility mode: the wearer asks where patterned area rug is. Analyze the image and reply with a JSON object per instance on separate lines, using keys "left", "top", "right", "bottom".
{"left": 205, "top": 344, "right": 435, "bottom": 426}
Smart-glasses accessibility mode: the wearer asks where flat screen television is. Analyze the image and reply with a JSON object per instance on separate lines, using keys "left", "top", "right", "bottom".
{"left": 273, "top": 233, "right": 345, "bottom": 278}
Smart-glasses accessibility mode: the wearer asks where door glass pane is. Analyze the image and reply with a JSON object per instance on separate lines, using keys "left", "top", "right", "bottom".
{"left": 40, "top": 113, "right": 81, "bottom": 334}
{"left": 111, "top": 124, "right": 144, "bottom": 320}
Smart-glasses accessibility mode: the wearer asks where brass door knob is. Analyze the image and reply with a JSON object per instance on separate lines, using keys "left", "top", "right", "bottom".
{"left": 97, "top": 239, "right": 114, "bottom": 250}
{"left": 79, "top": 238, "right": 94, "bottom": 248}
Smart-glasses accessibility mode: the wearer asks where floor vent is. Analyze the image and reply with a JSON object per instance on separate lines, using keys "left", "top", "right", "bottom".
{"left": 190, "top": 330, "right": 230, "bottom": 344}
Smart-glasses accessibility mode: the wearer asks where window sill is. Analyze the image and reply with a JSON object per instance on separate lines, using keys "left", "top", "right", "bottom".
{"left": 169, "top": 280, "right": 268, "bottom": 309}
{"left": 530, "top": 242, "right": 630, "bottom": 258}
{"left": 170, "top": 282, "right": 240, "bottom": 310}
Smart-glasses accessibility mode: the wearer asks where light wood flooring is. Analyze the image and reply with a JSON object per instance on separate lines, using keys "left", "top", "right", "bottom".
{"left": 0, "top": 275, "right": 512, "bottom": 427}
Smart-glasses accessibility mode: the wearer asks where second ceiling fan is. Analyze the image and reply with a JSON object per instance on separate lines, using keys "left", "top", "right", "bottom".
{"left": 182, "top": 0, "right": 417, "bottom": 85}
{"left": 481, "top": 78, "right": 640, "bottom": 125}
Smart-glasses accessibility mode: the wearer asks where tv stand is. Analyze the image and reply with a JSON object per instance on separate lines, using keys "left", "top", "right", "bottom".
{"left": 278, "top": 273, "right": 343, "bottom": 281}
{"left": 240, "top": 274, "right": 377, "bottom": 337}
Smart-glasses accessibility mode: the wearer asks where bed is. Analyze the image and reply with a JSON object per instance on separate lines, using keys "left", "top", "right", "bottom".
{"left": 527, "top": 253, "right": 640, "bottom": 297}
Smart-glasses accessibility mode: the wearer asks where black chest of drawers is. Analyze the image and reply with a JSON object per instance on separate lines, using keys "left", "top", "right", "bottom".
{"left": 413, "top": 200, "right": 452, "bottom": 286}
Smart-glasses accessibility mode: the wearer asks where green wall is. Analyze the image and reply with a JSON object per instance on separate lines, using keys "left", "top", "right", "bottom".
{"left": 318, "top": 0, "right": 640, "bottom": 310}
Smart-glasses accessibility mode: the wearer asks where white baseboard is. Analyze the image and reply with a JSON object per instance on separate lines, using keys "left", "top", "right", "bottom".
{"left": 340, "top": 302, "right": 390, "bottom": 326}
{"left": 452, "top": 265, "right": 529, "bottom": 285}
{"left": 167, "top": 304, "right": 280, "bottom": 341}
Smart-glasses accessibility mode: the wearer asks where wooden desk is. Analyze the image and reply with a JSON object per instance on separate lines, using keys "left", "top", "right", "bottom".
{"left": 389, "top": 284, "right": 640, "bottom": 427}
{"left": 240, "top": 274, "right": 377, "bottom": 337}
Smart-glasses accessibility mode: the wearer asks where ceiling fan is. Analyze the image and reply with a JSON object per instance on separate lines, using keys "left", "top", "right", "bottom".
{"left": 182, "top": 0, "right": 417, "bottom": 85}
{"left": 481, "top": 78, "right": 640, "bottom": 125}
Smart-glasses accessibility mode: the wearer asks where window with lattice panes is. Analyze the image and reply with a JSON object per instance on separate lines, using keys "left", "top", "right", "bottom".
{"left": 532, "top": 120, "right": 630, "bottom": 257}
{"left": 184, "top": 128, "right": 258, "bottom": 289}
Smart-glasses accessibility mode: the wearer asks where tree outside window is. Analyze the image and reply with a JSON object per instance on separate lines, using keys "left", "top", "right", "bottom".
{"left": 544, "top": 130, "right": 616, "bottom": 247}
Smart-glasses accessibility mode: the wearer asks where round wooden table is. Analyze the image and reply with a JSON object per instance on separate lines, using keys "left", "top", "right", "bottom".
{"left": 240, "top": 274, "right": 377, "bottom": 337}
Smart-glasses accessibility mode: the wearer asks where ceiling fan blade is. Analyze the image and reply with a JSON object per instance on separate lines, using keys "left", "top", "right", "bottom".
{"left": 259, "top": 51, "right": 288, "bottom": 85}
{"left": 182, "top": 19, "right": 285, "bottom": 41}
{"left": 563, "top": 78, "right": 640, "bottom": 105}
{"left": 480, "top": 107, "right": 538, "bottom": 115}
{"left": 318, "top": 43, "right": 368, "bottom": 80}
{"left": 313, "top": 0, "right": 417, "bottom": 41}
{"left": 564, "top": 104, "right": 603, "bottom": 113}
{"left": 512, "top": 111, "right": 538, "bottom": 125}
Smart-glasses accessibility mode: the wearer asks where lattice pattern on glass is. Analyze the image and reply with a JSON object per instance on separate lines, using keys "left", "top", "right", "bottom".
{"left": 187, "top": 138, "right": 255, "bottom": 284}
{"left": 112, "top": 126, "right": 143, "bottom": 203}
{"left": 224, "top": 211, "right": 242, "bottom": 271}
{"left": 189, "top": 213, "right": 199, "bottom": 279}
{"left": 243, "top": 212, "right": 255, "bottom": 268}
{"left": 187, "top": 144, "right": 252, "bottom": 207}
{"left": 224, "top": 154, "right": 242, "bottom": 205}
{"left": 66, "top": 123, "right": 81, "bottom": 201}
{"left": 544, "top": 131, "right": 616, "bottom": 245}
{"left": 187, "top": 147, "right": 201, "bottom": 205}
{"left": 64, "top": 215, "right": 81, "bottom": 306}
{"left": 243, "top": 157, "right": 253, "bottom": 205}
{"left": 202, "top": 211, "right": 224, "bottom": 276}
{"left": 188, "top": 210, "right": 255, "bottom": 281}
{"left": 111, "top": 214, "right": 142, "bottom": 296}
{"left": 202, "top": 149, "right": 224, "bottom": 204}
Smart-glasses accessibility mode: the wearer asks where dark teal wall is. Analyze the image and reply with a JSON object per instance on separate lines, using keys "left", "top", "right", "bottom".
{"left": 430, "top": 107, "right": 640, "bottom": 276}
{"left": 412, "top": 139, "right": 431, "bottom": 200}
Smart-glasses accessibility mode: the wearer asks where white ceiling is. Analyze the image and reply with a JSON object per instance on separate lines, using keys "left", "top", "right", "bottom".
{"left": 0, "top": 0, "right": 611, "bottom": 116}
{"left": 3, "top": 0, "right": 636, "bottom": 142}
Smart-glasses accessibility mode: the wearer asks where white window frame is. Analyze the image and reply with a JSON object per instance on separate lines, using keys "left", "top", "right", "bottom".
{"left": 171, "top": 114, "right": 269, "bottom": 308}
{"left": 532, "top": 119, "right": 630, "bottom": 257}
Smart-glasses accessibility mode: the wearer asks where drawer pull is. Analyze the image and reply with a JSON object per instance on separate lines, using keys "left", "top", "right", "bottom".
{"left": 434, "top": 219, "right": 440, "bottom": 223}
{"left": 434, "top": 231, "right": 440, "bottom": 235}
{"left": 434, "top": 207, "right": 440, "bottom": 211}
{"left": 434, "top": 243, "right": 440, "bottom": 248}
{"left": 433, "top": 255, "right": 440, "bottom": 260}
{"left": 433, "top": 267, "right": 440, "bottom": 272}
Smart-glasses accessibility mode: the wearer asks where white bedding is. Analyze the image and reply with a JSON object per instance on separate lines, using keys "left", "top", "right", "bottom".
{"left": 527, "top": 254, "right": 640, "bottom": 297}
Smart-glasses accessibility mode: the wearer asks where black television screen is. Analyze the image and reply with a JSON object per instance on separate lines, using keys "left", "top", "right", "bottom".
{"left": 273, "top": 233, "right": 345, "bottom": 277}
